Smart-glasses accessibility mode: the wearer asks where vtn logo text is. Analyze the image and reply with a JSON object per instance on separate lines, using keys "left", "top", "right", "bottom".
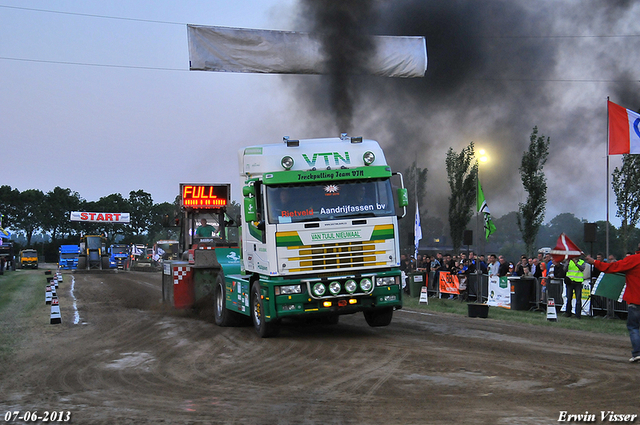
{"left": 302, "top": 152, "right": 351, "bottom": 167}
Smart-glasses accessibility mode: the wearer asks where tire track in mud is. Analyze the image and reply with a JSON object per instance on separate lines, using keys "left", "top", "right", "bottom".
{"left": 38, "top": 273, "right": 217, "bottom": 413}
{"left": 4, "top": 271, "right": 639, "bottom": 424}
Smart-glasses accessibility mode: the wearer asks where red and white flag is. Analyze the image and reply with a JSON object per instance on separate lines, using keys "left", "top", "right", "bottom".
{"left": 608, "top": 100, "right": 640, "bottom": 155}
{"left": 550, "top": 233, "right": 583, "bottom": 263}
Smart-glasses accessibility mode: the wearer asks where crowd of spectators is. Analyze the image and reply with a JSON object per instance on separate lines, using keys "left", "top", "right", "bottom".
{"left": 401, "top": 251, "right": 551, "bottom": 278}
{"left": 399, "top": 250, "right": 610, "bottom": 278}
{"left": 402, "top": 248, "right": 639, "bottom": 362}
{"left": 400, "top": 250, "right": 621, "bottom": 302}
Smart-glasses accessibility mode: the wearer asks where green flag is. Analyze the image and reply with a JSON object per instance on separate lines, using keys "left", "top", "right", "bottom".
{"left": 591, "top": 272, "right": 626, "bottom": 302}
{"left": 477, "top": 179, "right": 497, "bottom": 240}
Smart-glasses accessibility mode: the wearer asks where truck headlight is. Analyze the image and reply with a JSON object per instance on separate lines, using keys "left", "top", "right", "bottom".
{"left": 275, "top": 284, "right": 302, "bottom": 296}
{"left": 329, "top": 281, "right": 341, "bottom": 295}
{"left": 360, "top": 278, "right": 373, "bottom": 292}
{"left": 281, "top": 156, "right": 294, "bottom": 170}
{"left": 376, "top": 276, "right": 397, "bottom": 286}
{"left": 312, "top": 282, "right": 326, "bottom": 297}
{"left": 344, "top": 279, "right": 357, "bottom": 293}
{"left": 363, "top": 151, "right": 375, "bottom": 165}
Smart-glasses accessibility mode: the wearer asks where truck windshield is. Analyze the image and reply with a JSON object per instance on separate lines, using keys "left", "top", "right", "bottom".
{"left": 111, "top": 246, "right": 127, "bottom": 254}
{"left": 266, "top": 179, "right": 395, "bottom": 224}
{"left": 86, "top": 237, "right": 102, "bottom": 249}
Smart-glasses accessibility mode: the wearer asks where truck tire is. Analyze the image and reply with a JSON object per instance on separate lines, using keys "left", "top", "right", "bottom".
{"left": 214, "top": 273, "right": 247, "bottom": 327}
{"left": 101, "top": 257, "right": 110, "bottom": 270}
{"left": 77, "top": 257, "right": 86, "bottom": 270}
{"left": 363, "top": 307, "right": 393, "bottom": 327}
{"left": 251, "top": 281, "right": 279, "bottom": 338}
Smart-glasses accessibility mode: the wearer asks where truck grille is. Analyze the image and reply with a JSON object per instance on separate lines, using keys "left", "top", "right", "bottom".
{"left": 280, "top": 239, "right": 394, "bottom": 273}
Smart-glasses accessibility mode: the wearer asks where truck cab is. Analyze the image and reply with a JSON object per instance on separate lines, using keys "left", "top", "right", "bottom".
{"left": 230, "top": 135, "right": 407, "bottom": 336}
{"left": 108, "top": 244, "right": 129, "bottom": 270}
{"left": 163, "top": 136, "right": 407, "bottom": 338}
{"left": 58, "top": 244, "right": 80, "bottom": 270}
{"left": 19, "top": 249, "right": 39, "bottom": 269}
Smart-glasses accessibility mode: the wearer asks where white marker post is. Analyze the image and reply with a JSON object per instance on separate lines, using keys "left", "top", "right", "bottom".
{"left": 547, "top": 298, "right": 558, "bottom": 322}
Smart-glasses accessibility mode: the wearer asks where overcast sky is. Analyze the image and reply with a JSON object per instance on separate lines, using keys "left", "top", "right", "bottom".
{"left": 1, "top": 0, "right": 639, "bottom": 228}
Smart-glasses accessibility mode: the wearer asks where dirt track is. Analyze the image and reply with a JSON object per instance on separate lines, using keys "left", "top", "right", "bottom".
{"left": 1, "top": 270, "right": 638, "bottom": 425}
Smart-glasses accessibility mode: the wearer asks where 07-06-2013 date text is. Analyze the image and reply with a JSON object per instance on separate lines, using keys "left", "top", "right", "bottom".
{"left": 4, "top": 411, "right": 71, "bottom": 422}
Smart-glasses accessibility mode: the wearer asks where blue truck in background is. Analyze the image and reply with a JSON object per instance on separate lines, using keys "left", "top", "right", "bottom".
{"left": 58, "top": 245, "right": 80, "bottom": 270}
{"left": 109, "top": 244, "right": 129, "bottom": 270}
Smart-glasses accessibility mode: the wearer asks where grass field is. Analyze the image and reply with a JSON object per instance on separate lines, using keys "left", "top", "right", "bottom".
{"left": 403, "top": 294, "right": 629, "bottom": 336}
{"left": 0, "top": 269, "right": 55, "bottom": 362}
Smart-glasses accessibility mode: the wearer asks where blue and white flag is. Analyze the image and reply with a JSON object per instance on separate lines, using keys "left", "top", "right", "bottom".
{"left": 414, "top": 200, "right": 422, "bottom": 259}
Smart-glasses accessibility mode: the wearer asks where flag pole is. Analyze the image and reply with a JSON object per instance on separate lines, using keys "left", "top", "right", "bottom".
{"left": 606, "top": 97, "right": 614, "bottom": 319}
{"left": 475, "top": 165, "right": 481, "bottom": 303}
{"left": 414, "top": 177, "right": 418, "bottom": 260}
{"left": 606, "top": 97, "right": 610, "bottom": 259}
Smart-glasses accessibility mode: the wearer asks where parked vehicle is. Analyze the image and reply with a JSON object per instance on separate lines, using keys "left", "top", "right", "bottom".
{"left": 19, "top": 249, "right": 39, "bottom": 269}
{"left": 58, "top": 245, "right": 80, "bottom": 270}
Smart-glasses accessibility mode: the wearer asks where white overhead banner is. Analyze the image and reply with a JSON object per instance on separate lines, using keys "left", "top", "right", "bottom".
{"left": 70, "top": 211, "right": 130, "bottom": 223}
{"left": 187, "top": 25, "right": 427, "bottom": 78}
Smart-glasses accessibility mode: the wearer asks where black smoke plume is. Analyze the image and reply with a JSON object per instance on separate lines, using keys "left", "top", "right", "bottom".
{"left": 292, "top": 0, "right": 640, "bottom": 223}
{"left": 298, "top": 0, "right": 377, "bottom": 132}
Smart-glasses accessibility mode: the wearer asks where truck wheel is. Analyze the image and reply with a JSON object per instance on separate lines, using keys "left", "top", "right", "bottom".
{"left": 213, "top": 274, "right": 229, "bottom": 326}
{"left": 363, "top": 307, "right": 393, "bottom": 327}
{"left": 251, "top": 281, "right": 279, "bottom": 338}
{"left": 77, "top": 257, "right": 86, "bottom": 270}
{"left": 101, "top": 257, "right": 110, "bottom": 270}
{"left": 214, "top": 273, "right": 245, "bottom": 326}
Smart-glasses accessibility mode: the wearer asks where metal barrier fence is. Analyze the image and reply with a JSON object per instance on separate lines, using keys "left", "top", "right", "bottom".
{"left": 420, "top": 271, "right": 489, "bottom": 302}
{"left": 409, "top": 272, "right": 628, "bottom": 316}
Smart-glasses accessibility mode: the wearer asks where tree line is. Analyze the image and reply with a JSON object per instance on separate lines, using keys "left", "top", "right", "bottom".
{"left": 0, "top": 186, "right": 178, "bottom": 259}
{"left": 400, "top": 127, "right": 640, "bottom": 261}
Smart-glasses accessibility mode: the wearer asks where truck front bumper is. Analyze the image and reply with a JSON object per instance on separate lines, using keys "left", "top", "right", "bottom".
{"left": 268, "top": 271, "right": 403, "bottom": 319}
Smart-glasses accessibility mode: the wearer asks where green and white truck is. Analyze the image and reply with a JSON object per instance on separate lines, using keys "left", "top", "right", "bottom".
{"left": 164, "top": 134, "right": 408, "bottom": 337}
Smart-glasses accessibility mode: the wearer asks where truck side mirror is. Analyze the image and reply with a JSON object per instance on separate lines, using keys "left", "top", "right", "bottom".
{"left": 397, "top": 188, "right": 408, "bottom": 208}
{"left": 242, "top": 185, "right": 255, "bottom": 197}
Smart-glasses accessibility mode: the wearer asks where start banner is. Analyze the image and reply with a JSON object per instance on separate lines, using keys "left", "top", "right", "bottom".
{"left": 70, "top": 211, "right": 130, "bottom": 223}
{"left": 438, "top": 271, "right": 460, "bottom": 295}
